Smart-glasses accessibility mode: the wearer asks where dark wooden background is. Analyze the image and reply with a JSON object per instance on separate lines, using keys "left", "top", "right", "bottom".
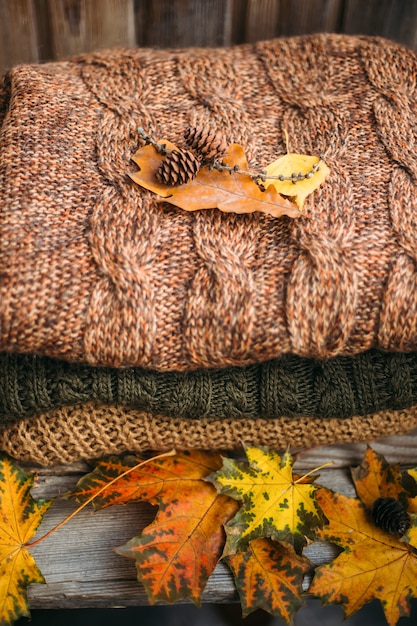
{"left": 1, "top": 0, "right": 416, "bottom": 72}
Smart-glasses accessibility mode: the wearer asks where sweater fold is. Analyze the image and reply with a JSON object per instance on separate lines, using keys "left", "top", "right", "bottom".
{"left": 1, "top": 350, "right": 417, "bottom": 424}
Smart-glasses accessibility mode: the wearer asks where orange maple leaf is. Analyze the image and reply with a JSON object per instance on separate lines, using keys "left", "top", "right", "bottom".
{"left": 130, "top": 140, "right": 301, "bottom": 219}
{"left": 226, "top": 538, "right": 310, "bottom": 620}
{"left": 116, "top": 483, "right": 238, "bottom": 604}
{"left": 71, "top": 450, "right": 222, "bottom": 508}
{"left": 72, "top": 450, "right": 239, "bottom": 605}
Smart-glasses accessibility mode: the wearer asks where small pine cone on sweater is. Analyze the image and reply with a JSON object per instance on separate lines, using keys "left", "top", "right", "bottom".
{"left": 155, "top": 149, "right": 200, "bottom": 185}
{"left": 184, "top": 124, "right": 228, "bottom": 162}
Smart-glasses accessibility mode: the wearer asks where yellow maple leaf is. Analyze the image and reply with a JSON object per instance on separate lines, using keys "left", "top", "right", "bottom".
{"left": 310, "top": 488, "right": 417, "bottom": 626}
{"left": 208, "top": 447, "right": 325, "bottom": 555}
{"left": 130, "top": 140, "right": 301, "bottom": 219}
{"left": 263, "top": 153, "right": 330, "bottom": 209}
{"left": 0, "top": 454, "right": 52, "bottom": 625}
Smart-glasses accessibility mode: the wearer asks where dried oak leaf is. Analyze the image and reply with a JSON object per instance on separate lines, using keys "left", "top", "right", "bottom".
{"left": 72, "top": 450, "right": 239, "bottom": 605}
{"left": 0, "top": 454, "right": 52, "bottom": 625}
{"left": 226, "top": 538, "right": 311, "bottom": 621}
{"left": 310, "top": 487, "right": 417, "bottom": 626}
{"left": 130, "top": 140, "right": 301, "bottom": 219}
{"left": 263, "top": 153, "right": 330, "bottom": 209}
{"left": 208, "top": 447, "right": 325, "bottom": 555}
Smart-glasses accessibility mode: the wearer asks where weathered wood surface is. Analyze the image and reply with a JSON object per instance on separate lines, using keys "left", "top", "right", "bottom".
{"left": 1, "top": 0, "right": 417, "bottom": 72}
{"left": 135, "top": 0, "right": 233, "bottom": 48}
{"left": 0, "top": 0, "right": 39, "bottom": 69}
{"left": 242, "top": 0, "right": 344, "bottom": 42}
{"left": 24, "top": 429, "right": 417, "bottom": 609}
{"left": 47, "top": 0, "right": 136, "bottom": 59}
{"left": 343, "top": 0, "right": 417, "bottom": 49}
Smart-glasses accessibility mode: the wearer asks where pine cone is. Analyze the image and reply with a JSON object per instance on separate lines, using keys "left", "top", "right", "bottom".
{"left": 372, "top": 497, "right": 411, "bottom": 535}
{"left": 184, "top": 124, "right": 228, "bottom": 162}
{"left": 155, "top": 149, "right": 200, "bottom": 186}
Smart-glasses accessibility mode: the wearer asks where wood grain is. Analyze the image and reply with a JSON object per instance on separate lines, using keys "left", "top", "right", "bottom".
{"left": 0, "top": 0, "right": 39, "bottom": 71}
{"left": 2, "top": 0, "right": 417, "bottom": 70}
{"left": 343, "top": 0, "right": 417, "bottom": 48}
{"left": 243, "top": 0, "right": 343, "bottom": 42}
{"left": 134, "top": 0, "right": 233, "bottom": 47}
{"left": 47, "top": 0, "right": 136, "bottom": 59}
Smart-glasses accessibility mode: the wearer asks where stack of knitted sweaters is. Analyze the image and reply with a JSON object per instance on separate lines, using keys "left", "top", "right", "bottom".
{"left": 1, "top": 33, "right": 417, "bottom": 465}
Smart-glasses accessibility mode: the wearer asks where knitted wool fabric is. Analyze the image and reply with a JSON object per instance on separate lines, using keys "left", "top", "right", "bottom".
{"left": 2, "top": 350, "right": 417, "bottom": 423}
{"left": 1, "top": 35, "right": 417, "bottom": 369}
{"left": 2, "top": 402, "right": 417, "bottom": 466}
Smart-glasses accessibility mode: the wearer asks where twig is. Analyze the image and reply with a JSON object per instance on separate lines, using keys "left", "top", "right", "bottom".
{"left": 137, "top": 127, "right": 323, "bottom": 187}
{"left": 25, "top": 449, "right": 176, "bottom": 548}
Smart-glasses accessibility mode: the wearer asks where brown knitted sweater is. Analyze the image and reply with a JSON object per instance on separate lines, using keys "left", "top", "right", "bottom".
{"left": 1, "top": 35, "right": 416, "bottom": 370}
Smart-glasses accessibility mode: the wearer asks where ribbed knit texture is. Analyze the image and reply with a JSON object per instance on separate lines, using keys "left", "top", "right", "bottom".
{"left": 1, "top": 350, "right": 417, "bottom": 424}
{"left": 2, "top": 402, "right": 417, "bottom": 466}
{"left": 1, "top": 35, "right": 417, "bottom": 369}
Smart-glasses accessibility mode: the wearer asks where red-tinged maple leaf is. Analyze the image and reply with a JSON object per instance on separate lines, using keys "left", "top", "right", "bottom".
{"left": 130, "top": 140, "right": 301, "bottom": 219}
{"left": 226, "top": 538, "right": 310, "bottom": 621}
{"left": 115, "top": 482, "right": 239, "bottom": 605}
{"left": 71, "top": 450, "right": 239, "bottom": 605}
{"left": 71, "top": 450, "right": 222, "bottom": 508}
{"left": 310, "top": 486, "right": 417, "bottom": 626}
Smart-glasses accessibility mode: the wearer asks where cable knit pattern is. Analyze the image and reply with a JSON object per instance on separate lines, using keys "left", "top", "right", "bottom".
{"left": 360, "top": 42, "right": 417, "bottom": 351}
{"left": 79, "top": 55, "right": 160, "bottom": 365}
{"left": 2, "top": 401, "right": 417, "bottom": 466}
{"left": 2, "top": 350, "right": 417, "bottom": 424}
{"left": 1, "top": 35, "right": 417, "bottom": 368}
{"left": 257, "top": 37, "right": 358, "bottom": 357}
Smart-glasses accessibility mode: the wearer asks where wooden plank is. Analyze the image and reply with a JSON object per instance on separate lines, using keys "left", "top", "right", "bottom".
{"left": 0, "top": 0, "right": 39, "bottom": 72}
{"left": 243, "top": 0, "right": 343, "bottom": 42}
{"left": 47, "top": 0, "right": 136, "bottom": 60}
{"left": 343, "top": 0, "right": 417, "bottom": 49}
{"left": 230, "top": 0, "right": 248, "bottom": 44}
{"left": 20, "top": 432, "right": 417, "bottom": 608}
{"left": 293, "top": 427, "right": 417, "bottom": 469}
{"left": 33, "top": 0, "right": 54, "bottom": 63}
{"left": 134, "top": 0, "right": 233, "bottom": 48}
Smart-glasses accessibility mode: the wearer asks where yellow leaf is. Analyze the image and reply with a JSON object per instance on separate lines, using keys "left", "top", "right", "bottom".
{"left": 311, "top": 488, "right": 417, "bottom": 626}
{"left": 0, "top": 454, "right": 52, "bottom": 625}
{"left": 263, "top": 153, "right": 330, "bottom": 209}
{"left": 130, "top": 141, "right": 301, "bottom": 219}
{"left": 209, "top": 447, "right": 325, "bottom": 555}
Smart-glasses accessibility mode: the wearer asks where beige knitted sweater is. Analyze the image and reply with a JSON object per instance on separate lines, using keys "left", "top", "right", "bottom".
{"left": 1, "top": 34, "right": 416, "bottom": 370}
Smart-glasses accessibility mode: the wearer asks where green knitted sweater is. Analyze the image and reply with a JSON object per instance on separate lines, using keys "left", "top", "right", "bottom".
{"left": 1, "top": 350, "right": 416, "bottom": 424}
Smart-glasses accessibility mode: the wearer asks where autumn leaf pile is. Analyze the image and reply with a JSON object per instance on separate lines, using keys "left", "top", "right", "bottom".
{"left": 4, "top": 446, "right": 417, "bottom": 625}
